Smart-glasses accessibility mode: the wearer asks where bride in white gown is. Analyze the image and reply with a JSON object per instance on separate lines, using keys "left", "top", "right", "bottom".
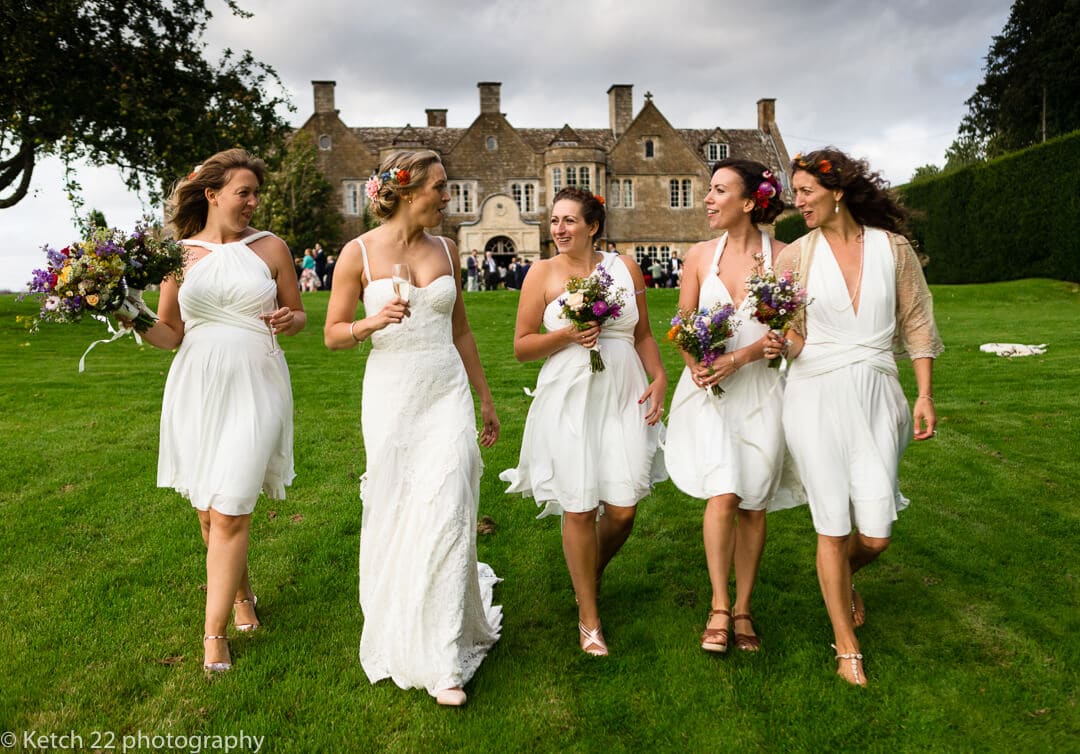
{"left": 135, "top": 148, "right": 306, "bottom": 675}
{"left": 325, "top": 150, "right": 501, "bottom": 707}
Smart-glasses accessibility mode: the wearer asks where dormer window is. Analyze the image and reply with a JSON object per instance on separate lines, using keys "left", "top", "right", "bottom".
{"left": 706, "top": 142, "right": 728, "bottom": 162}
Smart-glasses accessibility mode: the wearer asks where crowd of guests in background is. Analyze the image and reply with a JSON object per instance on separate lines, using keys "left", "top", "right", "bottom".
{"left": 296, "top": 238, "right": 679, "bottom": 294}
{"left": 293, "top": 242, "right": 336, "bottom": 292}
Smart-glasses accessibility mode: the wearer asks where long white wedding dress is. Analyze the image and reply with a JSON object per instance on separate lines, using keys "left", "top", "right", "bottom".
{"left": 158, "top": 231, "right": 294, "bottom": 514}
{"left": 355, "top": 237, "right": 501, "bottom": 696}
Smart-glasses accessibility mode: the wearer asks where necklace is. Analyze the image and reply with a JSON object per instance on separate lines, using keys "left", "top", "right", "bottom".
{"left": 826, "top": 228, "right": 864, "bottom": 312}
{"left": 848, "top": 230, "right": 865, "bottom": 312}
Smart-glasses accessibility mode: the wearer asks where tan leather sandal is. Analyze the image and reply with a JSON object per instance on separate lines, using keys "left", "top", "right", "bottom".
{"left": 701, "top": 608, "right": 731, "bottom": 653}
{"left": 733, "top": 613, "right": 761, "bottom": 652}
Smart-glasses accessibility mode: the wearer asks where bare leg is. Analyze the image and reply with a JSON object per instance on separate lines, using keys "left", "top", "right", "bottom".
{"left": 596, "top": 504, "right": 636, "bottom": 583}
{"left": 845, "top": 531, "right": 890, "bottom": 626}
{"left": 703, "top": 494, "right": 739, "bottom": 611}
{"left": 203, "top": 510, "right": 252, "bottom": 666}
{"left": 562, "top": 511, "right": 600, "bottom": 630}
{"left": 702, "top": 494, "right": 739, "bottom": 644}
{"left": 817, "top": 533, "right": 866, "bottom": 685}
{"left": 200, "top": 510, "right": 257, "bottom": 630}
{"left": 733, "top": 508, "right": 766, "bottom": 645}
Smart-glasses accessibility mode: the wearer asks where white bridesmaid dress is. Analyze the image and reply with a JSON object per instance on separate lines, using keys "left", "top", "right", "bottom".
{"left": 158, "top": 231, "right": 294, "bottom": 515}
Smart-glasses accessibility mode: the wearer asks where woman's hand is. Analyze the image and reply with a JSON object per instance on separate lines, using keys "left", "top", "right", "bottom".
{"left": 639, "top": 378, "right": 667, "bottom": 425}
{"left": 264, "top": 306, "right": 297, "bottom": 335}
{"left": 695, "top": 351, "right": 740, "bottom": 390}
{"left": 762, "top": 329, "right": 788, "bottom": 362}
{"left": 479, "top": 400, "right": 500, "bottom": 447}
{"left": 370, "top": 297, "right": 410, "bottom": 331}
{"left": 564, "top": 321, "right": 601, "bottom": 350}
{"left": 912, "top": 395, "right": 937, "bottom": 441}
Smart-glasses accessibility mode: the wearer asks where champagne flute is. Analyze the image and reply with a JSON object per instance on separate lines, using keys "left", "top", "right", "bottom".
{"left": 259, "top": 299, "right": 282, "bottom": 355}
{"left": 391, "top": 263, "right": 412, "bottom": 304}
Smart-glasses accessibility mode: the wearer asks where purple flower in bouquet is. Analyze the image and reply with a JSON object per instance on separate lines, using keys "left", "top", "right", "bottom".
{"left": 745, "top": 259, "right": 810, "bottom": 368}
{"left": 667, "top": 302, "right": 740, "bottom": 396}
{"left": 22, "top": 221, "right": 187, "bottom": 370}
{"left": 557, "top": 262, "right": 627, "bottom": 373}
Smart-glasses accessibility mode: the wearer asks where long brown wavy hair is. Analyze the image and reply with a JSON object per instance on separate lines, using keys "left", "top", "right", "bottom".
{"left": 792, "top": 147, "right": 910, "bottom": 235}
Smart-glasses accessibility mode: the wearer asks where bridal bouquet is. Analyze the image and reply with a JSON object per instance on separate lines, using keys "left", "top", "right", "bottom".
{"left": 745, "top": 261, "right": 809, "bottom": 368}
{"left": 24, "top": 221, "right": 186, "bottom": 369}
{"left": 558, "top": 263, "right": 626, "bottom": 373}
{"left": 667, "top": 303, "right": 740, "bottom": 396}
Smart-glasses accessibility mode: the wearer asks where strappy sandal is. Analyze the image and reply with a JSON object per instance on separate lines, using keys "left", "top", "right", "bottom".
{"left": 850, "top": 585, "right": 865, "bottom": 628}
{"left": 732, "top": 613, "right": 761, "bottom": 652}
{"left": 578, "top": 622, "right": 608, "bottom": 656}
{"left": 233, "top": 595, "right": 259, "bottom": 632}
{"left": 701, "top": 608, "right": 731, "bottom": 653}
{"left": 203, "top": 635, "right": 231, "bottom": 676}
{"left": 832, "top": 644, "right": 867, "bottom": 687}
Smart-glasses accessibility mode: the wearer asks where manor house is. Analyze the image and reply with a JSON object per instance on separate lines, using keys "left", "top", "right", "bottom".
{"left": 300, "top": 81, "right": 792, "bottom": 268}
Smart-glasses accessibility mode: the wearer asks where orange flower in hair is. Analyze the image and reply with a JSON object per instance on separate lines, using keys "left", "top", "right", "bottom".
{"left": 818, "top": 159, "right": 832, "bottom": 173}
{"left": 594, "top": 194, "right": 605, "bottom": 205}
{"left": 395, "top": 169, "right": 410, "bottom": 184}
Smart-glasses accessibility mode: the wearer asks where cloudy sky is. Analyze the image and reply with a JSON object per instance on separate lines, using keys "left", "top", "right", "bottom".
{"left": 1, "top": 0, "right": 1013, "bottom": 291}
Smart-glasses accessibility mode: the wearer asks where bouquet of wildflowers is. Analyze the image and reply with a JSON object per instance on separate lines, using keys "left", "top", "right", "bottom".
{"left": 24, "top": 221, "right": 186, "bottom": 369}
{"left": 558, "top": 263, "right": 626, "bottom": 373}
{"left": 115, "top": 220, "right": 187, "bottom": 328}
{"left": 745, "top": 259, "right": 810, "bottom": 368}
{"left": 667, "top": 303, "right": 740, "bottom": 396}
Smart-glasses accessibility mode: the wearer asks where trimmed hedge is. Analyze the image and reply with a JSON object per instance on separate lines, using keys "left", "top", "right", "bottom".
{"left": 901, "top": 130, "right": 1080, "bottom": 283}
{"left": 771, "top": 131, "right": 1080, "bottom": 283}
{"left": 775, "top": 212, "right": 808, "bottom": 244}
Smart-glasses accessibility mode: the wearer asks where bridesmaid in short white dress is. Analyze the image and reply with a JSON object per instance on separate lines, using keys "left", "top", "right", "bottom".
{"left": 770, "top": 148, "right": 942, "bottom": 686}
{"left": 500, "top": 187, "right": 667, "bottom": 658}
{"left": 324, "top": 150, "right": 501, "bottom": 707}
{"left": 137, "top": 149, "right": 306, "bottom": 674}
{"left": 663, "top": 159, "right": 788, "bottom": 654}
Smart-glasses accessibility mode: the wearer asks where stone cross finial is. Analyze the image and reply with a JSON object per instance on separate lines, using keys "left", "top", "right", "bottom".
{"left": 644, "top": 91, "right": 653, "bottom": 102}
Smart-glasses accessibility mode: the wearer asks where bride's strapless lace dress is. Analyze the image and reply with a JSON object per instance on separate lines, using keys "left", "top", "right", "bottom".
{"left": 355, "top": 237, "right": 501, "bottom": 696}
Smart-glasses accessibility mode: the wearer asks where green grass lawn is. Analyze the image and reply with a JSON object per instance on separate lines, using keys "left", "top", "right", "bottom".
{"left": 0, "top": 280, "right": 1077, "bottom": 752}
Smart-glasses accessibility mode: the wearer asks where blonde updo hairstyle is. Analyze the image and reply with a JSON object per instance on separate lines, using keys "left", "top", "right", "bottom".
{"left": 368, "top": 149, "right": 443, "bottom": 222}
{"left": 167, "top": 148, "right": 266, "bottom": 240}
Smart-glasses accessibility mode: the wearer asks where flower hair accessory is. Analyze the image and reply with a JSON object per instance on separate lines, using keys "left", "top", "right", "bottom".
{"left": 594, "top": 194, "right": 605, "bottom": 206}
{"left": 792, "top": 153, "right": 833, "bottom": 174}
{"left": 752, "top": 170, "right": 782, "bottom": 209}
{"left": 365, "top": 167, "right": 412, "bottom": 202}
{"left": 186, "top": 164, "right": 203, "bottom": 181}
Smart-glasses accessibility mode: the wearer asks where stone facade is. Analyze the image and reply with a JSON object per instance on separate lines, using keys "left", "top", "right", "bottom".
{"left": 298, "top": 81, "right": 792, "bottom": 269}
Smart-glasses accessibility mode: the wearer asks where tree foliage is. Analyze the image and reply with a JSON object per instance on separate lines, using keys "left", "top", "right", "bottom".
{"left": 0, "top": 0, "right": 292, "bottom": 209}
{"left": 252, "top": 130, "right": 342, "bottom": 252}
{"left": 910, "top": 164, "right": 943, "bottom": 183}
{"left": 960, "top": 0, "right": 1080, "bottom": 156}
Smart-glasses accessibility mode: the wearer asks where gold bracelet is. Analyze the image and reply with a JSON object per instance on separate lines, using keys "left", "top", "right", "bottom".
{"left": 350, "top": 320, "right": 364, "bottom": 343}
{"left": 917, "top": 394, "right": 934, "bottom": 402}
{"left": 730, "top": 354, "right": 736, "bottom": 368}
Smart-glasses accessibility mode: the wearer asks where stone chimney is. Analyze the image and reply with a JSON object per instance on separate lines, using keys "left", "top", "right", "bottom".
{"left": 478, "top": 82, "right": 501, "bottom": 115}
{"left": 426, "top": 108, "right": 447, "bottom": 128}
{"left": 608, "top": 85, "right": 633, "bottom": 138}
{"left": 757, "top": 98, "right": 776, "bottom": 134}
{"left": 313, "top": 81, "right": 337, "bottom": 114}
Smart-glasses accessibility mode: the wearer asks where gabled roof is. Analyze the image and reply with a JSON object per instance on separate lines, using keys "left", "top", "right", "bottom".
{"left": 549, "top": 124, "right": 581, "bottom": 146}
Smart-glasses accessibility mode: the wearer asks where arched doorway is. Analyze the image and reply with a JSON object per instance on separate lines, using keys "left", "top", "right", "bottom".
{"left": 485, "top": 235, "right": 516, "bottom": 269}
{"left": 483, "top": 236, "right": 516, "bottom": 290}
